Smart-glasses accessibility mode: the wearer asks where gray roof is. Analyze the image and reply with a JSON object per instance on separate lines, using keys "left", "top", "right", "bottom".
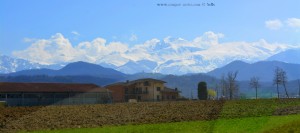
{"left": 129, "top": 78, "right": 166, "bottom": 84}
{"left": 161, "top": 87, "right": 181, "bottom": 93}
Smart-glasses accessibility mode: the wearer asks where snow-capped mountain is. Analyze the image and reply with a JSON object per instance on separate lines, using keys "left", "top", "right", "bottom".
{"left": 102, "top": 37, "right": 296, "bottom": 75}
{"left": 8, "top": 32, "right": 299, "bottom": 75}
{"left": 0, "top": 55, "right": 63, "bottom": 74}
{"left": 116, "top": 60, "right": 157, "bottom": 74}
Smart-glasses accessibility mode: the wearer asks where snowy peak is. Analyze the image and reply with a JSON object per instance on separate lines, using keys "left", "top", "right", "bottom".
{"left": 98, "top": 37, "right": 296, "bottom": 74}
{"left": 5, "top": 32, "right": 300, "bottom": 75}
{"left": 0, "top": 55, "right": 63, "bottom": 74}
{"left": 116, "top": 60, "right": 158, "bottom": 74}
{"left": 0, "top": 55, "right": 41, "bottom": 73}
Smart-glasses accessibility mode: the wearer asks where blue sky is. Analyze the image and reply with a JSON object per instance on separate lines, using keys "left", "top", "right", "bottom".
{"left": 0, "top": 0, "right": 300, "bottom": 56}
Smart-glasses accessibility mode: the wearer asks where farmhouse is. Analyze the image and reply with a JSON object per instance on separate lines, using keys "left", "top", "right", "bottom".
{"left": 106, "top": 78, "right": 181, "bottom": 103}
{"left": 0, "top": 82, "right": 112, "bottom": 106}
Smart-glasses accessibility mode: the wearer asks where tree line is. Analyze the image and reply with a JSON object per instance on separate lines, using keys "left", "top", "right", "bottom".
{"left": 197, "top": 66, "right": 300, "bottom": 100}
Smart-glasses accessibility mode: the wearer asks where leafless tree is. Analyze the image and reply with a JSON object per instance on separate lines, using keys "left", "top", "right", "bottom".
{"left": 273, "top": 67, "right": 281, "bottom": 98}
{"left": 273, "top": 67, "right": 289, "bottom": 98}
{"left": 220, "top": 74, "right": 228, "bottom": 99}
{"left": 280, "top": 69, "right": 289, "bottom": 98}
{"left": 249, "top": 76, "right": 260, "bottom": 99}
{"left": 214, "top": 83, "right": 220, "bottom": 100}
{"left": 227, "top": 71, "right": 239, "bottom": 100}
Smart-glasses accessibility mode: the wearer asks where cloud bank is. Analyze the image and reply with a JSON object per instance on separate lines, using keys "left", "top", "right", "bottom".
{"left": 13, "top": 31, "right": 297, "bottom": 73}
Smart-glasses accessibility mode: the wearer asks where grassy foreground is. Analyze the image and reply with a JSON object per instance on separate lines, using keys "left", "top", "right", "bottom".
{"left": 27, "top": 114, "right": 300, "bottom": 133}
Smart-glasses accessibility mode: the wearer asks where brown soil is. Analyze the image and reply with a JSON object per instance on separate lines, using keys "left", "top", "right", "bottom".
{"left": 273, "top": 106, "right": 300, "bottom": 116}
{"left": 0, "top": 100, "right": 225, "bottom": 132}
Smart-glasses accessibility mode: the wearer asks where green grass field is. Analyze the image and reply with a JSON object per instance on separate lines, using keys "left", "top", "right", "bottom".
{"left": 27, "top": 114, "right": 300, "bottom": 133}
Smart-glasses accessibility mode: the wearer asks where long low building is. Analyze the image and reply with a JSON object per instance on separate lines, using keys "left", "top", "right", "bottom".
{"left": 0, "top": 82, "right": 112, "bottom": 106}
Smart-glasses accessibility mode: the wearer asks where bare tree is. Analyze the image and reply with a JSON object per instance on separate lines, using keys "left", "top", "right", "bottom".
{"left": 220, "top": 74, "right": 228, "bottom": 99}
{"left": 227, "top": 71, "right": 239, "bottom": 100}
{"left": 280, "top": 69, "right": 289, "bottom": 98}
{"left": 273, "top": 67, "right": 281, "bottom": 98}
{"left": 273, "top": 67, "right": 289, "bottom": 98}
{"left": 214, "top": 83, "right": 220, "bottom": 100}
{"left": 249, "top": 76, "right": 260, "bottom": 99}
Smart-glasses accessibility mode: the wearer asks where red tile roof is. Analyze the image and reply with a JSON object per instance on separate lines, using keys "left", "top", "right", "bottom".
{"left": 0, "top": 82, "right": 108, "bottom": 93}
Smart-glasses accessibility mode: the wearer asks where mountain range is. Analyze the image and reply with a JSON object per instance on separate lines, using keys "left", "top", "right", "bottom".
{"left": 1, "top": 59, "right": 300, "bottom": 98}
{"left": 0, "top": 55, "right": 63, "bottom": 74}
{"left": 267, "top": 49, "right": 300, "bottom": 64}
{"left": 7, "top": 61, "right": 127, "bottom": 80}
{"left": 102, "top": 38, "right": 296, "bottom": 74}
{"left": 207, "top": 60, "right": 300, "bottom": 81}
{"left": 3, "top": 36, "right": 299, "bottom": 74}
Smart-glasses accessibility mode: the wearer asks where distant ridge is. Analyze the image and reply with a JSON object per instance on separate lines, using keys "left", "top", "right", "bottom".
{"left": 207, "top": 60, "right": 300, "bottom": 81}
{"left": 267, "top": 49, "right": 300, "bottom": 64}
{"left": 7, "top": 61, "right": 127, "bottom": 80}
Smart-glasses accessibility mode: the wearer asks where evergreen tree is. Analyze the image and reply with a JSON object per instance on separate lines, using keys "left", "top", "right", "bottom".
{"left": 198, "top": 81, "right": 208, "bottom": 100}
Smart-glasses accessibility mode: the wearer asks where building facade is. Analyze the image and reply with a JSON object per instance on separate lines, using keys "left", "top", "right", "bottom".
{"left": 0, "top": 82, "right": 112, "bottom": 106}
{"left": 106, "top": 78, "right": 180, "bottom": 102}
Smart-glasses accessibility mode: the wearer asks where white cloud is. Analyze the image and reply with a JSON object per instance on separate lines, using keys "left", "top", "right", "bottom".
{"left": 129, "top": 34, "right": 138, "bottom": 41}
{"left": 71, "top": 31, "right": 80, "bottom": 36}
{"left": 13, "top": 32, "right": 297, "bottom": 69}
{"left": 193, "top": 31, "right": 224, "bottom": 48}
{"left": 14, "top": 33, "right": 129, "bottom": 65}
{"left": 14, "top": 33, "right": 78, "bottom": 64}
{"left": 286, "top": 18, "right": 300, "bottom": 28}
{"left": 265, "top": 19, "right": 283, "bottom": 30}
{"left": 23, "top": 38, "right": 37, "bottom": 43}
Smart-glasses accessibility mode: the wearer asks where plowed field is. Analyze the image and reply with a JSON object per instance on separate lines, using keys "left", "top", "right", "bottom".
{"left": 1, "top": 99, "right": 300, "bottom": 133}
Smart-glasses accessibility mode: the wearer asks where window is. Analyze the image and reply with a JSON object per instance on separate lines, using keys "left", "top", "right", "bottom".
{"left": 172, "top": 95, "right": 176, "bottom": 99}
{"left": 7, "top": 93, "right": 22, "bottom": 98}
{"left": 143, "top": 81, "right": 150, "bottom": 86}
{"left": 145, "top": 87, "right": 148, "bottom": 93}
{"left": 156, "top": 87, "right": 161, "bottom": 91}
{"left": 24, "top": 93, "right": 39, "bottom": 98}
{"left": 0, "top": 94, "right": 6, "bottom": 98}
{"left": 84, "top": 93, "right": 98, "bottom": 98}
{"left": 157, "top": 95, "right": 160, "bottom": 100}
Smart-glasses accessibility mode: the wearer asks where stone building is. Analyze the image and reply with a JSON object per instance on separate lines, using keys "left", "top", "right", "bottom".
{"left": 106, "top": 78, "right": 180, "bottom": 103}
